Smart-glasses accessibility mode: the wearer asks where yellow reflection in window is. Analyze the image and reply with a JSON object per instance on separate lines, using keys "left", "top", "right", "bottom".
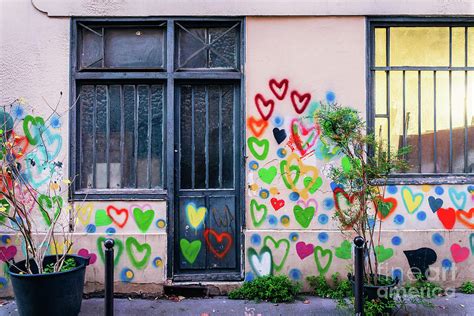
{"left": 375, "top": 28, "right": 386, "bottom": 67}
{"left": 390, "top": 27, "right": 449, "bottom": 67}
{"left": 452, "top": 27, "right": 466, "bottom": 67}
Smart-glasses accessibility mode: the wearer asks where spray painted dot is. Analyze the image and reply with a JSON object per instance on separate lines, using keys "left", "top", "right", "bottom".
{"left": 391, "top": 236, "right": 402, "bottom": 246}
{"left": 394, "top": 215, "right": 405, "bottom": 225}
{"left": 323, "top": 198, "right": 334, "bottom": 210}
{"left": 273, "top": 116, "right": 284, "bottom": 127}
{"left": 277, "top": 148, "right": 287, "bottom": 158}
{"left": 105, "top": 227, "right": 116, "bottom": 235}
{"left": 325, "top": 91, "right": 336, "bottom": 103}
{"left": 289, "top": 192, "right": 300, "bottom": 201}
{"left": 318, "top": 214, "right": 329, "bottom": 225}
{"left": 1, "top": 235, "right": 11, "bottom": 244}
{"left": 392, "top": 268, "right": 403, "bottom": 282}
{"left": 50, "top": 115, "right": 61, "bottom": 129}
{"left": 387, "top": 186, "right": 398, "bottom": 195}
{"left": 250, "top": 234, "right": 261, "bottom": 246}
{"left": 289, "top": 232, "right": 299, "bottom": 242}
{"left": 120, "top": 268, "right": 134, "bottom": 282}
{"left": 245, "top": 272, "right": 255, "bottom": 282}
{"left": 289, "top": 268, "right": 302, "bottom": 281}
{"left": 156, "top": 219, "right": 166, "bottom": 229}
{"left": 318, "top": 232, "right": 329, "bottom": 243}
{"left": 442, "top": 259, "right": 452, "bottom": 270}
{"left": 434, "top": 186, "right": 444, "bottom": 195}
{"left": 416, "top": 211, "right": 427, "bottom": 221}
{"left": 0, "top": 277, "right": 7, "bottom": 289}
{"left": 280, "top": 215, "right": 290, "bottom": 227}
{"left": 368, "top": 218, "right": 375, "bottom": 230}
{"left": 432, "top": 233, "right": 444, "bottom": 246}
{"left": 86, "top": 224, "right": 96, "bottom": 234}
{"left": 268, "top": 215, "right": 278, "bottom": 226}
{"left": 249, "top": 161, "right": 259, "bottom": 170}
{"left": 259, "top": 189, "right": 270, "bottom": 199}
{"left": 152, "top": 257, "right": 163, "bottom": 268}
{"left": 12, "top": 104, "right": 25, "bottom": 120}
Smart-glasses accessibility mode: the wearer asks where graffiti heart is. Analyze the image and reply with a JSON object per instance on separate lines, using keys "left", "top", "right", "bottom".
{"left": 247, "top": 116, "right": 268, "bottom": 138}
{"left": 450, "top": 243, "right": 470, "bottom": 263}
{"left": 186, "top": 203, "right": 207, "bottom": 229}
{"left": 313, "top": 246, "right": 333, "bottom": 275}
{"left": 281, "top": 153, "right": 320, "bottom": 200}
{"left": 293, "top": 205, "right": 315, "bottom": 228}
{"left": 437, "top": 207, "right": 456, "bottom": 229}
{"left": 401, "top": 187, "right": 424, "bottom": 214}
{"left": 77, "top": 202, "right": 93, "bottom": 226}
{"left": 335, "top": 240, "right": 352, "bottom": 260}
{"left": 374, "top": 196, "right": 397, "bottom": 220}
{"left": 428, "top": 196, "right": 443, "bottom": 213}
{"left": 374, "top": 245, "right": 394, "bottom": 262}
{"left": 296, "top": 241, "right": 314, "bottom": 260}
{"left": 77, "top": 248, "right": 97, "bottom": 265}
{"left": 38, "top": 194, "right": 63, "bottom": 227}
{"left": 107, "top": 205, "right": 129, "bottom": 228}
{"left": 403, "top": 248, "right": 437, "bottom": 280}
{"left": 132, "top": 207, "right": 155, "bottom": 233}
{"left": 290, "top": 119, "right": 320, "bottom": 156}
{"left": 258, "top": 166, "right": 277, "bottom": 184}
{"left": 247, "top": 137, "right": 270, "bottom": 161}
{"left": 456, "top": 208, "right": 474, "bottom": 229}
{"left": 269, "top": 79, "right": 289, "bottom": 100}
{"left": 290, "top": 90, "right": 311, "bottom": 114}
{"left": 263, "top": 236, "right": 289, "bottom": 271}
{"left": 204, "top": 229, "right": 232, "bottom": 259}
{"left": 0, "top": 245, "right": 17, "bottom": 262}
{"left": 270, "top": 198, "right": 285, "bottom": 211}
{"left": 180, "top": 238, "right": 202, "bottom": 264}
{"left": 126, "top": 237, "right": 151, "bottom": 270}
{"left": 250, "top": 199, "right": 267, "bottom": 227}
{"left": 95, "top": 209, "right": 113, "bottom": 227}
{"left": 448, "top": 188, "right": 467, "bottom": 210}
{"left": 254, "top": 94, "right": 275, "bottom": 121}
{"left": 272, "top": 127, "right": 287, "bottom": 144}
{"left": 97, "top": 237, "right": 123, "bottom": 266}
{"left": 248, "top": 246, "right": 273, "bottom": 277}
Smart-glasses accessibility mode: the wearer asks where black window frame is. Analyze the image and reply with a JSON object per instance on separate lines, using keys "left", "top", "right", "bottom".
{"left": 70, "top": 17, "right": 245, "bottom": 200}
{"left": 367, "top": 16, "right": 474, "bottom": 185}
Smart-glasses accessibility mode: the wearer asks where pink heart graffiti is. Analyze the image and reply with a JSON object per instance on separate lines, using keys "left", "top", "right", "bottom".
{"left": 297, "top": 198, "right": 318, "bottom": 212}
{"left": 78, "top": 248, "right": 97, "bottom": 265}
{"left": 296, "top": 241, "right": 314, "bottom": 260}
{"left": 450, "top": 243, "right": 469, "bottom": 263}
{"left": 0, "top": 245, "right": 17, "bottom": 262}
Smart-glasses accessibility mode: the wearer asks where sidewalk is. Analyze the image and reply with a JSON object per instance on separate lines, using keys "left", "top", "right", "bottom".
{"left": 0, "top": 294, "right": 473, "bottom": 316}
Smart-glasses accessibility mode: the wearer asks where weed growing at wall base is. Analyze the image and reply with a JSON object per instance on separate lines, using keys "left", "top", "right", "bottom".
{"left": 228, "top": 275, "right": 301, "bottom": 303}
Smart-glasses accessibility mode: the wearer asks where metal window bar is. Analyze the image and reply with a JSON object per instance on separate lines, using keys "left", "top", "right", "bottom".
{"left": 205, "top": 86, "right": 209, "bottom": 189}
{"left": 147, "top": 86, "right": 152, "bottom": 189}
{"left": 134, "top": 86, "right": 139, "bottom": 188}
{"left": 120, "top": 85, "right": 125, "bottom": 187}
{"left": 191, "top": 86, "right": 195, "bottom": 189}
{"left": 106, "top": 85, "right": 111, "bottom": 188}
{"left": 372, "top": 26, "right": 473, "bottom": 175}
{"left": 92, "top": 86, "right": 97, "bottom": 187}
{"left": 218, "top": 86, "right": 223, "bottom": 188}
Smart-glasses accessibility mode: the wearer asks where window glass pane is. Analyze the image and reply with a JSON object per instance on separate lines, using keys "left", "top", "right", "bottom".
{"left": 468, "top": 28, "right": 474, "bottom": 67}
{"left": 222, "top": 85, "right": 234, "bottom": 188}
{"left": 109, "top": 85, "right": 122, "bottom": 188}
{"left": 151, "top": 85, "right": 164, "bottom": 188}
{"left": 404, "top": 71, "right": 420, "bottom": 172}
{"left": 104, "top": 27, "right": 165, "bottom": 68}
{"left": 375, "top": 117, "right": 388, "bottom": 151}
{"left": 80, "top": 27, "right": 103, "bottom": 69}
{"left": 177, "top": 27, "right": 207, "bottom": 68}
{"left": 390, "top": 27, "right": 449, "bottom": 67}
{"left": 389, "top": 71, "right": 403, "bottom": 152}
{"left": 452, "top": 27, "right": 466, "bottom": 67}
{"left": 79, "top": 85, "right": 95, "bottom": 189}
{"left": 375, "top": 71, "right": 387, "bottom": 115}
{"left": 123, "top": 85, "right": 136, "bottom": 188}
{"left": 452, "top": 71, "right": 466, "bottom": 173}
{"left": 137, "top": 85, "right": 150, "bottom": 188}
{"left": 468, "top": 72, "right": 474, "bottom": 173}
{"left": 95, "top": 85, "right": 108, "bottom": 188}
{"left": 420, "top": 71, "right": 435, "bottom": 173}
{"left": 375, "top": 28, "right": 386, "bottom": 67}
{"left": 208, "top": 86, "right": 221, "bottom": 188}
{"left": 209, "top": 27, "right": 238, "bottom": 68}
{"left": 194, "top": 86, "right": 207, "bottom": 189}
{"left": 435, "top": 72, "right": 450, "bottom": 173}
{"left": 180, "top": 86, "right": 193, "bottom": 189}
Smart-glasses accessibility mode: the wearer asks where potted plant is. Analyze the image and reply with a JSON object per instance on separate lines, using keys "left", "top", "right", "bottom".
{"left": 0, "top": 97, "right": 88, "bottom": 316}
{"left": 315, "top": 104, "right": 410, "bottom": 311}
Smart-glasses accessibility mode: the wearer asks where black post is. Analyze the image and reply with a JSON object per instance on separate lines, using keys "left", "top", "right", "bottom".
{"left": 354, "top": 236, "right": 365, "bottom": 316}
{"left": 104, "top": 239, "right": 114, "bottom": 316}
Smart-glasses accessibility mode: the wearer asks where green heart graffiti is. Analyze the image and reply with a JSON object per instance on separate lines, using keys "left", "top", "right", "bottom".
{"left": 303, "top": 176, "right": 323, "bottom": 194}
{"left": 38, "top": 194, "right": 63, "bottom": 226}
{"left": 133, "top": 208, "right": 155, "bottom": 233}
{"left": 280, "top": 160, "right": 300, "bottom": 189}
{"left": 263, "top": 236, "right": 290, "bottom": 272}
{"left": 250, "top": 199, "right": 268, "bottom": 227}
{"left": 95, "top": 209, "right": 112, "bottom": 226}
{"left": 314, "top": 246, "right": 333, "bottom": 275}
{"left": 293, "top": 205, "right": 315, "bottom": 228}
{"left": 375, "top": 245, "right": 394, "bottom": 263}
{"left": 180, "top": 238, "right": 202, "bottom": 264}
{"left": 97, "top": 237, "right": 124, "bottom": 266}
{"left": 258, "top": 166, "right": 277, "bottom": 184}
{"left": 335, "top": 240, "right": 352, "bottom": 260}
{"left": 248, "top": 246, "right": 273, "bottom": 277}
{"left": 247, "top": 137, "right": 269, "bottom": 161}
{"left": 0, "top": 199, "right": 11, "bottom": 224}
{"left": 126, "top": 237, "right": 151, "bottom": 270}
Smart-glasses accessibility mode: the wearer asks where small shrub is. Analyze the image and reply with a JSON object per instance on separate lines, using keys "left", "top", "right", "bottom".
{"left": 228, "top": 275, "right": 301, "bottom": 303}
{"left": 403, "top": 275, "right": 444, "bottom": 298}
{"left": 460, "top": 281, "right": 474, "bottom": 294}
{"left": 306, "top": 273, "right": 352, "bottom": 299}
{"left": 44, "top": 258, "right": 76, "bottom": 274}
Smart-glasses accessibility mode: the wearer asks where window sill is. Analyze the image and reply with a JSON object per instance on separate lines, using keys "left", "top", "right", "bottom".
{"left": 72, "top": 189, "right": 168, "bottom": 201}
{"left": 371, "top": 174, "right": 474, "bottom": 186}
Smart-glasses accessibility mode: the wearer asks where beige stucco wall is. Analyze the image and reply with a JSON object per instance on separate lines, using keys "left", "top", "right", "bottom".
{"left": 0, "top": 0, "right": 473, "bottom": 297}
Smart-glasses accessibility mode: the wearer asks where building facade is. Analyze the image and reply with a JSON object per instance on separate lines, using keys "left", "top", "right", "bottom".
{"left": 0, "top": 0, "right": 473, "bottom": 295}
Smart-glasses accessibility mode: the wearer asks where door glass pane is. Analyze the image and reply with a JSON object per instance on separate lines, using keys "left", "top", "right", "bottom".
{"left": 180, "top": 86, "right": 193, "bottom": 189}
{"left": 79, "top": 85, "right": 95, "bottom": 189}
{"left": 221, "top": 85, "right": 234, "bottom": 188}
{"left": 109, "top": 85, "right": 122, "bottom": 188}
{"left": 95, "top": 85, "right": 108, "bottom": 189}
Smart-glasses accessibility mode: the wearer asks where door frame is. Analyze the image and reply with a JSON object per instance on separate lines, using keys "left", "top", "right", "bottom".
{"left": 166, "top": 18, "right": 246, "bottom": 282}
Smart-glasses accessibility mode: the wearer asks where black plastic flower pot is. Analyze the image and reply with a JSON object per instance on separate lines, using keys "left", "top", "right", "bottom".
{"left": 8, "top": 254, "right": 90, "bottom": 316}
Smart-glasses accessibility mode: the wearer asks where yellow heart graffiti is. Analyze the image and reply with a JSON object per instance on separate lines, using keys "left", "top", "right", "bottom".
{"left": 186, "top": 203, "right": 207, "bottom": 229}
{"left": 282, "top": 153, "right": 319, "bottom": 200}
{"left": 76, "top": 202, "right": 94, "bottom": 226}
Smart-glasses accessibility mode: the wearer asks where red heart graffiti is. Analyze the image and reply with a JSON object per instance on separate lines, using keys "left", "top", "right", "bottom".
{"left": 270, "top": 198, "right": 285, "bottom": 211}
{"left": 9, "top": 132, "right": 29, "bottom": 159}
{"left": 0, "top": 245, "right": 17, "bottom": 262}
{"left": 269, "top": 79, "right": 289, "bottom": 100}
{"left": 450, "top": 243, "right": 469, "bottom": 263}
{"left": 374, "top": 196, "right": 398, "bottom": 220}
{"left": 456, "top": 208, "right": 474, "bottom": 229}
{"left": 333, "top": 187, "right": 362, "bottom": 229}
{"left": 247, "top": 116, "right": 268, "bottom": 137}
{"left": 254, "top": 94, "right": 275, "bottom": 121}
{"left": 296, "top": 241, "right": 314, "bottom": 260}
{"left": 204, "top": 229, "right": 232, "bottom": 259}
{"left": 291, "top": 119, "right": 320, "bottom": 156}
{"left": 107, "top": 205, "right": 129, "bottom": 228}
{"left": 290, "top": 90, "right": 311, "bottom": 114}
{"left": 437, "top": 207, "right": 456, "bottom": 230}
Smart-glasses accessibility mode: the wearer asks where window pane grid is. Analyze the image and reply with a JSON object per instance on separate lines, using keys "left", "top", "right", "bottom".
{"left": 373, "top": 25, "right": 474, "bottom": 175}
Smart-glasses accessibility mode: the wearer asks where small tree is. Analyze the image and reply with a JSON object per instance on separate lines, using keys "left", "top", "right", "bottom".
{"left": 316, "top": 103, "right": 409, "bottom": 285}
{"left": 0, "top": 96, "right": 78, "bottom": 274}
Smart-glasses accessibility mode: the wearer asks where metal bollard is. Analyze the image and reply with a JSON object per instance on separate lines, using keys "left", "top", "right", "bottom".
{"left": 354, "top": 236, "right": 365, "bottom": 316}
{"left": 104, "top": 239, "right": 115, "bottom": 316}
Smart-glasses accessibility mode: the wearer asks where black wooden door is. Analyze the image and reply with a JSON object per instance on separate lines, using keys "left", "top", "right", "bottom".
{"left": 174, "top": 83, "right": 242, "bottom": 280}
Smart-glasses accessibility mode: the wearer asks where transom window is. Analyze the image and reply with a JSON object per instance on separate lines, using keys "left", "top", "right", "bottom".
{"left": 369, "top": 19, "right": 474, "bottom": 181}
{"left": 71, "top": 19, "right": 242, "bottom": 197}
